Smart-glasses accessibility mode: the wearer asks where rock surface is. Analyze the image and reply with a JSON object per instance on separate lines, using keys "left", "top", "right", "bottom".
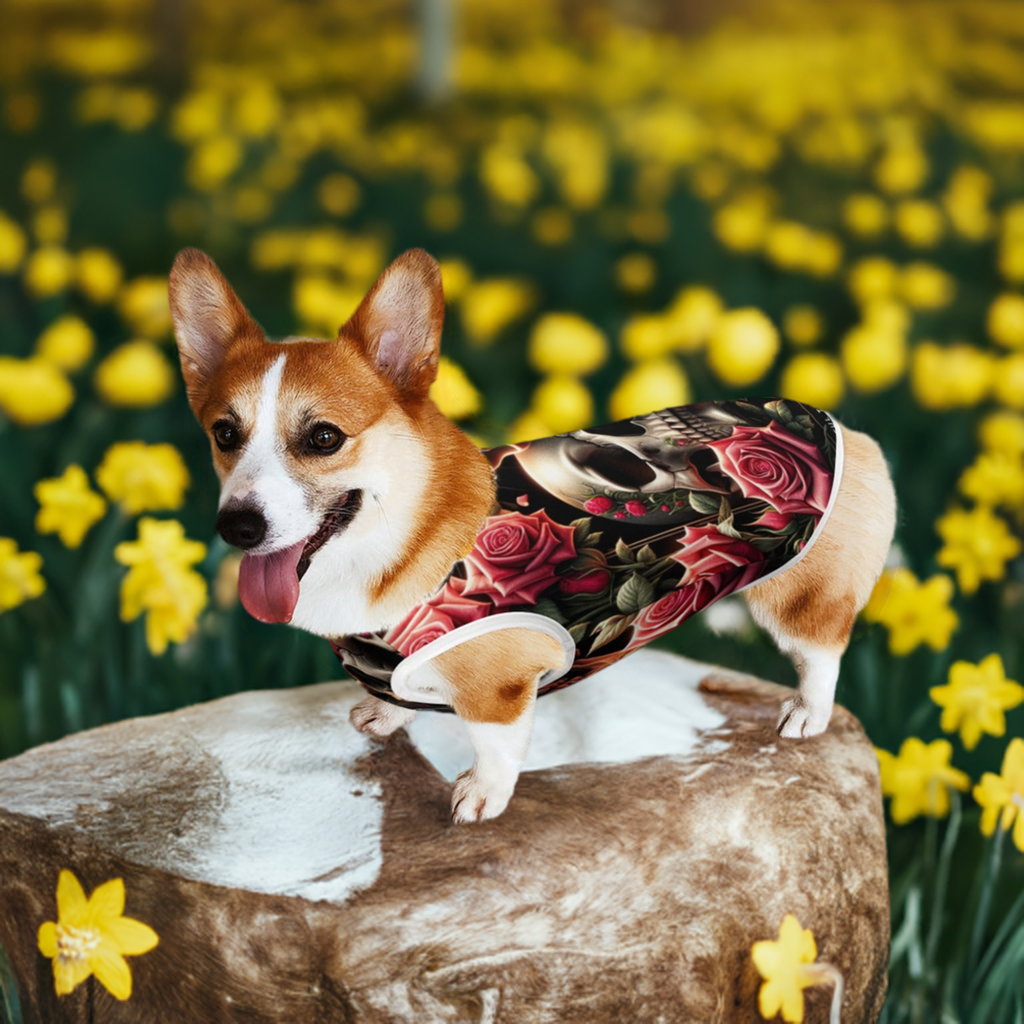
{"left": 0, "top": 649, "right": 889, "bottom": 1022}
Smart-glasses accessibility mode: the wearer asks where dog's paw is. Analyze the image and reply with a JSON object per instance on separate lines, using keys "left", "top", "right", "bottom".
{"left": 349, "top": 696, "right": 416, "bottom": 738}
{"left": 776, "top": 695, "right": 831, "bottom": 739}
{"left": 450, "top": 769, "right": 514, "bottom": 824}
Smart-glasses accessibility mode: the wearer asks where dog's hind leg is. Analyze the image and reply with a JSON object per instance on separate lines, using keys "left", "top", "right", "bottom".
{"left": 433, "top": 628, "right": 566, "bottom": 823}
{"left": 350, "top": 696, "right": 417, "bottom": 737}
{"left": 743, "top": 425, "right": 896, "bottom": 738}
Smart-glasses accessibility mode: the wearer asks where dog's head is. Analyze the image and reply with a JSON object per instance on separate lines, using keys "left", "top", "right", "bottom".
{"left": 169, "top": 247, "right": 468, "bottom": 635}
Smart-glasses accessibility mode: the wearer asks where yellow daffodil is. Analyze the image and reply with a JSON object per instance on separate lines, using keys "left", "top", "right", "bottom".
{"left": 900, "top": 262, "right": 956, "bottom": 310}
{"left": 958, "top": 451, "right": 1024, "bottom": 509}
{"left": 530, "top": 375, "right": 594, "bottom": 433}
{"left": 21, "top": 159, "right": 56, "bottom": 204}
{"left": 973, "top": 738, "right": 1024, "bottom": 853}
{"left": 848, "top": 257, "right": 899, "bottom": 305}
{"left": 0, "top": 212, "right": 28, "bottom": 273}
{"left": 988, "top": 294, "right": 1024, "bottom": 350}
{"left": 117, "top": 276, "right": 171, "bottom": 338}
{"left": 430, "top": 357, "right": 482, "bottom": 421}
{"left": 114, "top": 518, "right": 208, "bottom": 655}
{"left": 911, "top": 343, "right": 993, "bottom": 411}
{"left": 460, "top": 278, "right": 535, "bottom": 344}
{"left": 979, "top": 410, "right": 1024, "bottom": 456}
{"left": 706, "top": 308, "right": 779, "bottom": 387}
{"left": 0, "top": 537, "right": 45, "bottom": 613}
{"left": 840, "top": 325, "right": 907, "bottom": 394}
{"left": 613, "top": 252, "right": 656, "bottom": 293}
{"left": 842, "top": 193, "right": 888, "bottom": 238}
{"left": 94, "top": 340, "right": 175, "bottom": 408}
{"left": 96, "top": 441, "right": 190, "bottom": 515}
{"left": 24, "top": 245, "right": 75, "bottom": 297}
{"left": 37, "top": 869, "right": 158, "bottom": 1000}
{"left": 76, "top": 248, "right": 123, "bottom": 303}
{"left": 35, "top": 316, "right": 95, "bottom": 373}
{"left": 34, "top": 465, "right": 108, "bottom": 549}
{"left": 782, "top": 305, "right": 823, "bottom": 347}
{"left": 751, "top": 914, "right": 843, "bottom": 1024}
{"left": 438, "top": 258, "right": 471, "bottom": 303}
{"left": 0, "top": 357, "right": 75, "bottom": 426}
{"left": 529, "top": 313, "right": 608, "bottom": 375}
{"left": 609, "top": 358, "right": 690, "bottom": 421}
{"left": 936, "top": 505, "right": 1021, "bottom": 594}
{"left": 779, "top": 353, "right": 845, "bottom": 410}
{"left": 930, "top": 654, "right": 1023, "bottom": 751}
{"left": 876, "top": 737, "right": 970, "bottom": 824}
{"left": 894, "top": 199, "right": 944, "bottom": 248}
{"left": 620, "top": 314, "right": 673, "bottom": 362}
{"left": 317, "top": 173, "right": 361, "bottom": 217}
{"left": 665, "top": 286, "right": 723, "bottom": 352}
{"left": 994, "top": 354, "right": 1024, "bottom": 410}
{"left": 861, "top": 567, "right": 958, "bottom": 655}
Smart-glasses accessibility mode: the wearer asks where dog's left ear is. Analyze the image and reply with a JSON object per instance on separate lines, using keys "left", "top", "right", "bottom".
{"left": 169, "top": 248, "right": 262, "bottom": 405}
{"left": 342, "top": 249, "right": 444, "bottom": 400}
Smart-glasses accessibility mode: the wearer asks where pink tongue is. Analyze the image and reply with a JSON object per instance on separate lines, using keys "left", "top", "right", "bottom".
{"left": 238, "top": 540, "right": 307, "bottom": 624}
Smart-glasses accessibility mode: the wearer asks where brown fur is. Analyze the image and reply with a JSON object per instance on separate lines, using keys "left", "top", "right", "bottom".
{"left": 435, "top": 629, "right": 566, "bottom": 724}
{"left": 745, "top": 425, "right": 896, "bottom": 651}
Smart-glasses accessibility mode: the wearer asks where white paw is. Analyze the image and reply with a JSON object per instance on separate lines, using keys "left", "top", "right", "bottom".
{"left": 777, "top": 696, "right": 831, "bottom": 739}
{"left": 451, "top": 769, "right": 515, "bottom": 824}
{"left": 349, "top": 696, "right": 416, "bottom": 738}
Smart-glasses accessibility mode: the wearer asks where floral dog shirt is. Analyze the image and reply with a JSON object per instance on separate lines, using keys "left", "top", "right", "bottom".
{"left": 331, "top": 397, "right": 842, "bottom": 712}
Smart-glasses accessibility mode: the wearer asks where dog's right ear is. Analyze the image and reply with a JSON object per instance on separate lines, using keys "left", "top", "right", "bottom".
{"left": 168, "top": 248, "right": 261, "bottom": 404}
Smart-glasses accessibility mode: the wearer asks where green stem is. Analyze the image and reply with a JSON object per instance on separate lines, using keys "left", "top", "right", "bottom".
{"left": 967, "top": 819, "right": 1007, "bottom": 985}
{"left": 925, "top": 790, "right": 962, "bottom": 974}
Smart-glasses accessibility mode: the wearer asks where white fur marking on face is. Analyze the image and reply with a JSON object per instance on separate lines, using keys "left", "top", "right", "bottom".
{"left": 219, "top": 353, "right": 318, "bottom": 549}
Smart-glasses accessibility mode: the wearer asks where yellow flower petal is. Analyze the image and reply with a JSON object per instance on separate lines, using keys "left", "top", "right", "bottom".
{"left": 56, "top": 869, "right": 88, "bottom": 928}
{"left": 37, "top": 921, "right": 57, "bottom": 958}
{"left": 54, "top": 953, "right": 92, "bottom": 996}
{"left": 103, "top": 916, "right": 159, "bottom": 956}
{"left": 91, "top": 943, "right": 133, "bottom": 1001}
{"left": 87, "top": 877, "right": 125, "bottom": 927}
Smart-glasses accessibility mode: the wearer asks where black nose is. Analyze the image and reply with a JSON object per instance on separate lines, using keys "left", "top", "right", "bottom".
{"left": 217, "top": 507, "right": 267, "bottom": 550}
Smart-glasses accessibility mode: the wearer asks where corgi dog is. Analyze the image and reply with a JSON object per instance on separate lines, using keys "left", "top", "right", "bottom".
{"left": 169, "top": 247, "right": 896, "bottom": 824}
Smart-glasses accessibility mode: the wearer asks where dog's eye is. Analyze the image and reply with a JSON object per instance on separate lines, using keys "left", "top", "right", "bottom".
{"left": 212, "top": 420, "right": 241, "bottom": 452}
{"left": 307, "top": 423, "right": 344, "bottom": 454}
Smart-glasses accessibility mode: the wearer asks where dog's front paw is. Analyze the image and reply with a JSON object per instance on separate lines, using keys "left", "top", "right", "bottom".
{"left": 350, "top": 696, "right": 416, "bottom": 738}
{"left": 776, "top": 695, "right": 831, "bottom": 739}
{"left": 451, "top": 769, "right": 514, "bottom": 824}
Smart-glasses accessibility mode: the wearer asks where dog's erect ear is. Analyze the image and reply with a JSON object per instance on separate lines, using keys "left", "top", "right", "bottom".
{"left": 342, "top": 249, "right": 444, "bottom": 400}
{"left": 168, "top": 248, "right": 261, "bottom": 400}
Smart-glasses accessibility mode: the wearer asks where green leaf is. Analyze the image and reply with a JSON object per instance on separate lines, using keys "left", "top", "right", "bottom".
{"left": 689, "top": 491, "right": 719, "bottom": 515}
{"left": 571, "top": 517, "right": 592, "bottom": 546}
{"left": 616, "top": 573, "right": 655, "bottom": 613}
{"left": 590, "top": 613, "right": 636, "bottom": 651}
{"left": 567, "top": 622, "right": 589, "bottom": 646}
{"left": 533, "top": 598, "right": 566, "bottom": 624}
{"left": 614, "top": 537, "right": 634, "bottom": 563}
{"left": 636, "top": 544, "right": 656, "bottom": 564}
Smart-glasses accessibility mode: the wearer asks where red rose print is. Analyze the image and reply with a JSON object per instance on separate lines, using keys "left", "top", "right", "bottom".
{"left": 625, "top": 500, "right": 647, "bottom": 516}
{"left": 559, "top": 568, "right": 611, "bottom": 594}
{"left": 624, "top": 578, "right": 723, "bottom": 650}
{"left": 584, "top": 495, "right": 614, "bottom": 514}
{"left": 705, "top": 420, "right": 832, "bottom": 516}
{"left": 671, "top": 523, "right": 765, "bottom": 589}
{"left": 385, "top": 576, "right": 491, "bottom": 656}
{"left": 462, "top": 510, "right": 577, "bottom": 609}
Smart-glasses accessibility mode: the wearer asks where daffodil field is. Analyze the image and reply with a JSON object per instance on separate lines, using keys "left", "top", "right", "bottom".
{"left": 1, "top": 0, "right": 1024, "bottom": 1019}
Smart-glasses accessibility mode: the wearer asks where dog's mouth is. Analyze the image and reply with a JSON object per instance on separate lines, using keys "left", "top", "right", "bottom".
{"left": 237, "top": 489, "right": 362, "bottom": 625}
{"left": 296, "top": 489, "right": 363, "bottom": 581}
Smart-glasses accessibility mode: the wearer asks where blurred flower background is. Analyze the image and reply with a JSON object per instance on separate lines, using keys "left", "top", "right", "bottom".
{"left": 0, "top": 0, "right": 1023, "bottom": 1018}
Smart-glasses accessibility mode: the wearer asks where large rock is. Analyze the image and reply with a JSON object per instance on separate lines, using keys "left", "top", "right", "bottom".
{"left": 0, "top": 649, "right": 889, "bottom": 1022}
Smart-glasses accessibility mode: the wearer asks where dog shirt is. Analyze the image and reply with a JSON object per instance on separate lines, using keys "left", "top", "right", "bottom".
{"left": 331, "top": 397, "right": 842, "bottom": 712}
